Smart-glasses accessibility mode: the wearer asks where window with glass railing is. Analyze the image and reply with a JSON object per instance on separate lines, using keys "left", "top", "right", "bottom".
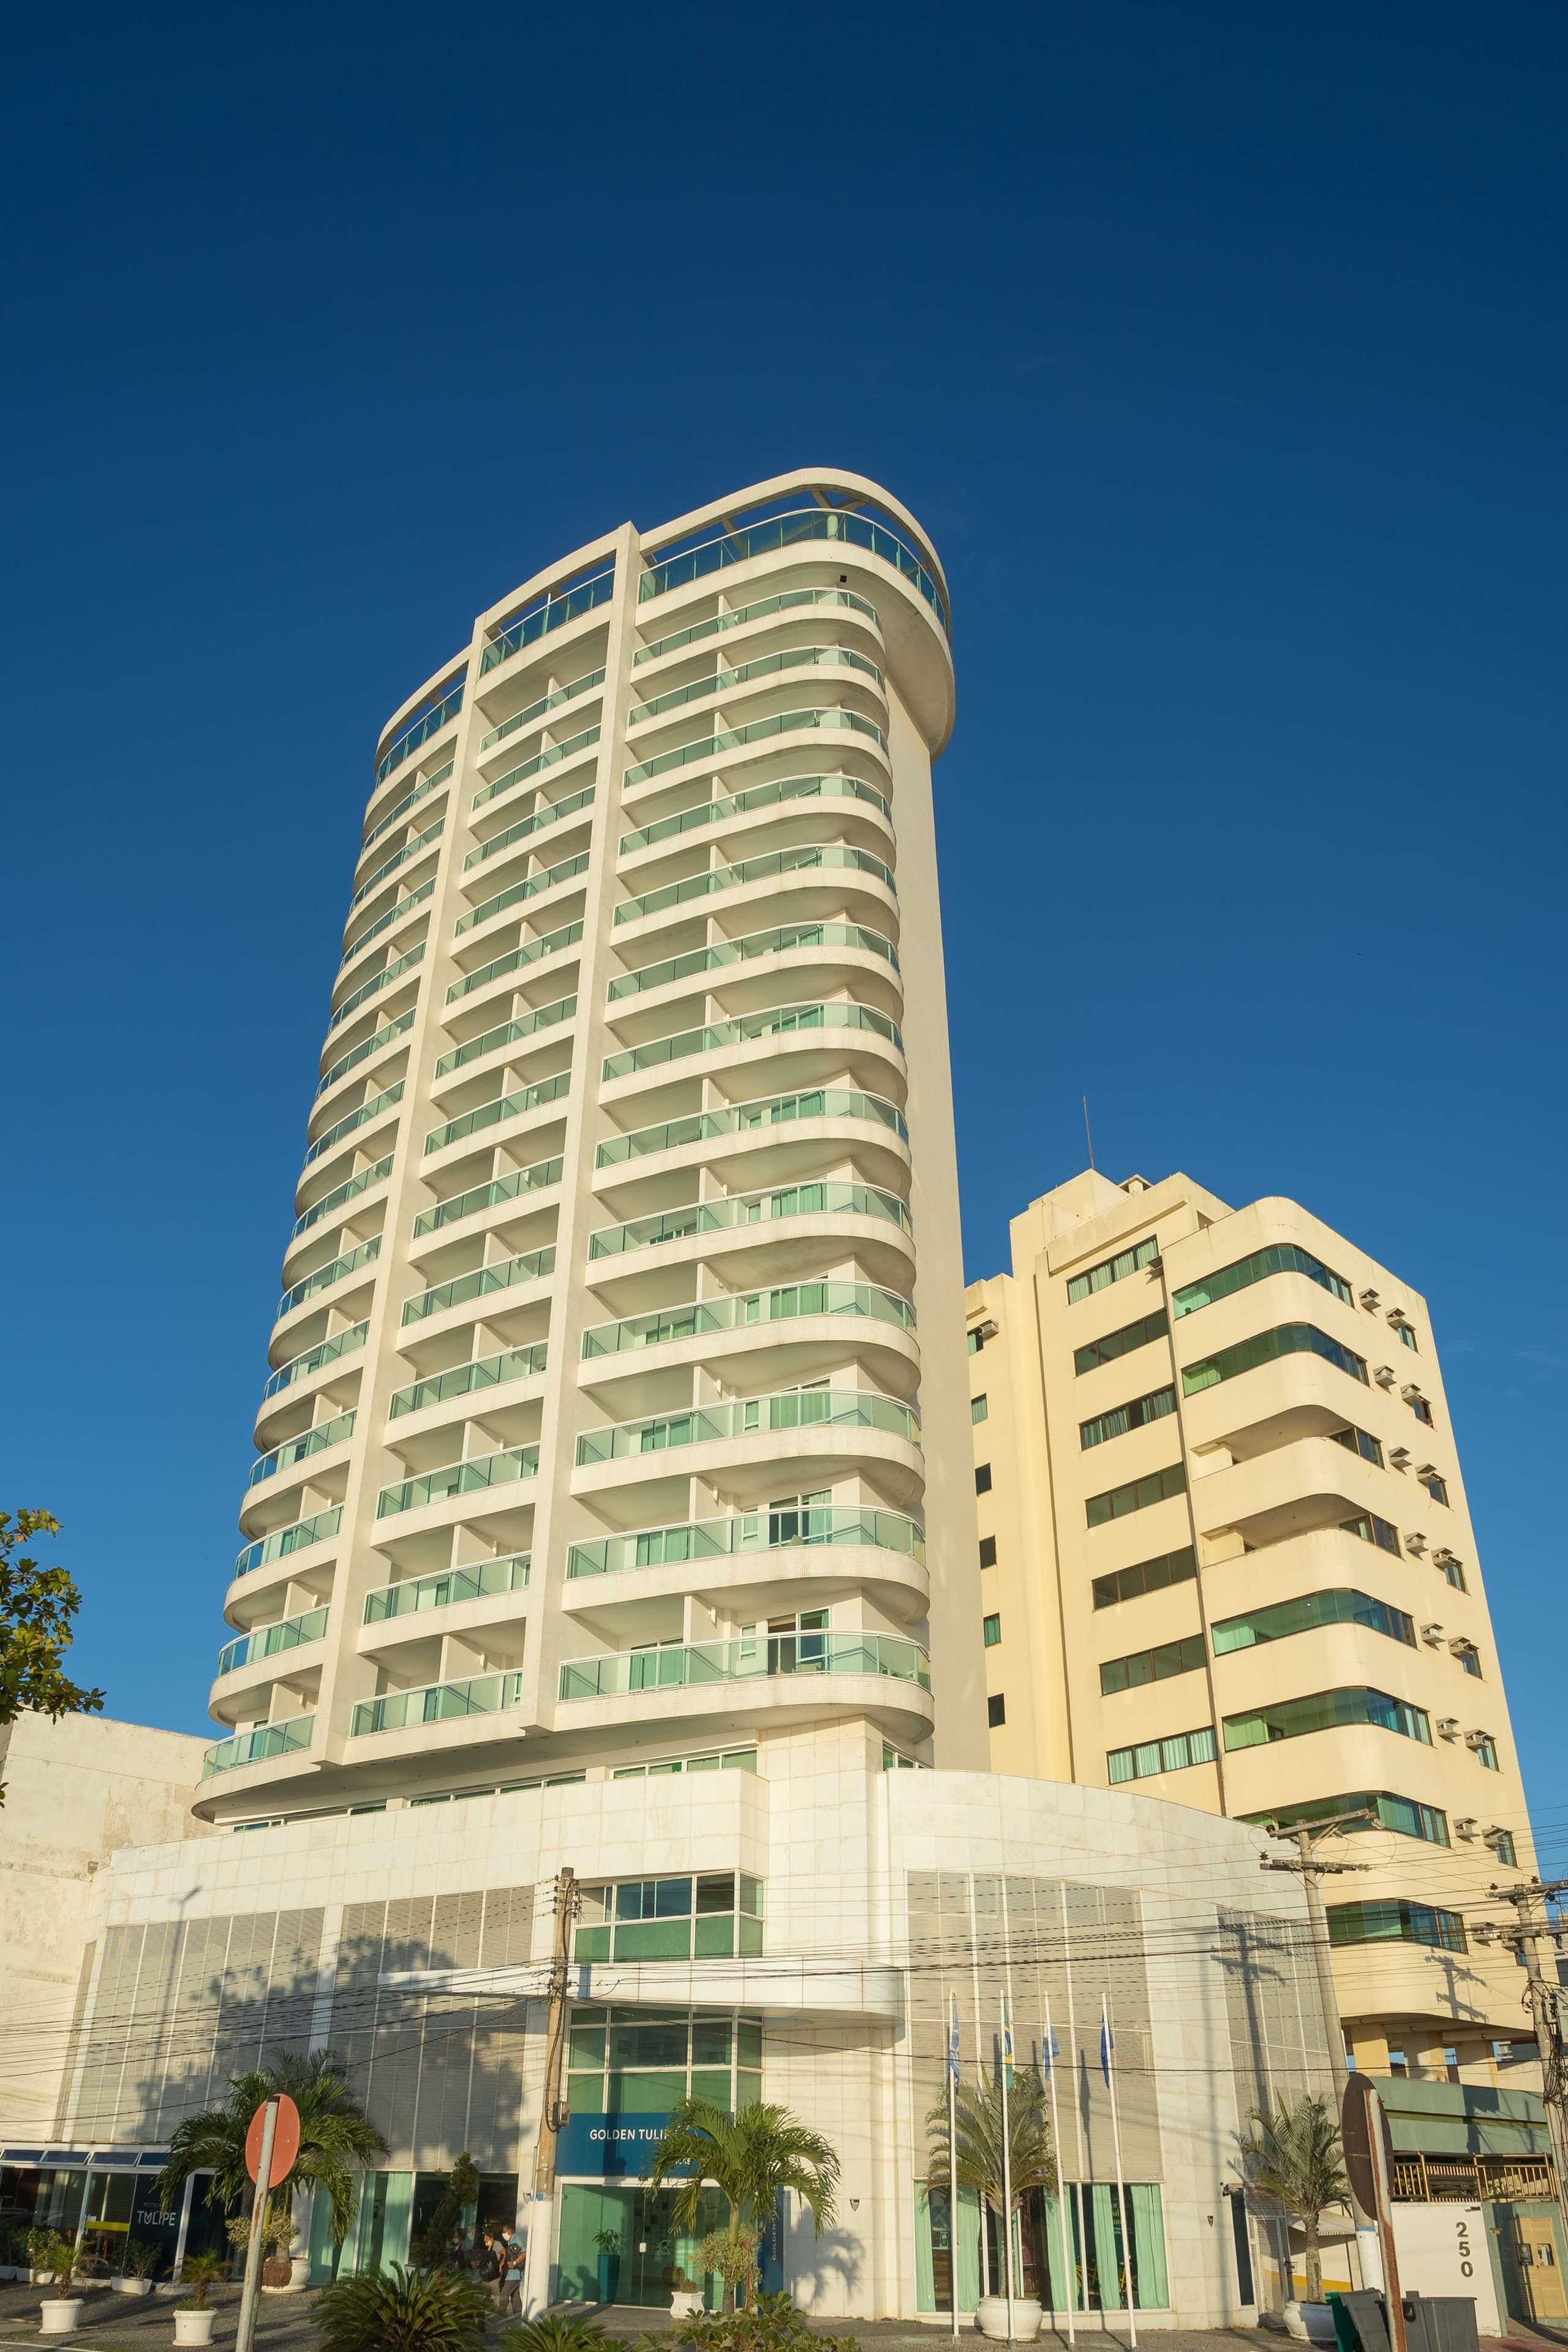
{"left": 573, "top": 1872, "right": 764, "bottom": 1962}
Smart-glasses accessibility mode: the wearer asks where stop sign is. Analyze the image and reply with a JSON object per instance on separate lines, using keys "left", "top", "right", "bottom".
{"left": 245, "top": 2095, "right": 301, "bottom": 2188}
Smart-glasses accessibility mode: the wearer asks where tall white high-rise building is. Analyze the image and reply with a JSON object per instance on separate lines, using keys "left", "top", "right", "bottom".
{"left": 203, "top": 470, "right": 987, "bottom": 1822}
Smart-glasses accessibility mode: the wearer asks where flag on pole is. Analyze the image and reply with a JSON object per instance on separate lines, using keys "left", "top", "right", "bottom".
{"left": 1100, "top": 2017, "right": 1114, "bottom": 2086}
{"left": 1001, "top": 1998, "right": 1015, "bottom": 2086}
{"left": 947, "top": 1992, "right": 962, "bottom": 2081}
{"left": 1042, "top": 2029, "right": 1060, "bottom": 2079}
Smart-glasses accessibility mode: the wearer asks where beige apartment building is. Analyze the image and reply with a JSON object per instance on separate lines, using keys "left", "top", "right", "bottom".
{"left": 965, "top": 1168, "right": 1538, "bottom": 2082}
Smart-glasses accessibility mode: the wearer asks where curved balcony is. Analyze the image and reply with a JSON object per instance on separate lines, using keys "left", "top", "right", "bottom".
{"left": 576, "top": 1388, "right": 919, "bottom": 1466}
{"left": 352, "top": 1670, "right": 523, "bottom": 1737}
{"left": 348, "top": 815, "right": 444, "bottom": 914}
{"left": 607, "top": 921, "right": 897, "bottom": 1006}
{"left": 464, "top": 785, "right": 595, "bottom": 873}
{"left": 624, "top": 709, "right": 886, "bottom": 792}
{"left": 277, "top": 1237, "right": 381, "bottom": 1322}
{"left": 202, "top": 1713, "right": 314, "bottom": 1778}
{"left": 434, "top": 995, "right": 576, "bottom": 1083}
{"left": 603, "top": 1001, "right": 901, "bottom": 1087}
{"left": 216, "top": 1604, "right": 330, "bottom": 1679}
{"left": 454, "top": 851, "right": 590, "bottom": 940}
{"left": 247, "top": 1408, "right": 357, "bottom": 1490}
{"left": 598, "top": 1088, "right": 908, "bottom": 1170}
{"left": 364, "top": 1552, "right": 530, "bottom": 1624}
{"left": 388, "top": 1342, "right": 549, "bottom": 1420}
{"left": 446, "top": 919, "right": 583, "bottom": 1006}
{"left": 479, "top": 559, "right": 614, "bottom": 674}
{"left": 589, "top": 1180, "right": 911, "bottom": 1262}
{"left": 472, "top": 725, "right": 600, "bottom": 815}
{"left": 634, "top": 586, "right": 880, "bottom": 669}
{"left": 341, "top": 878, "right": 434, "bottom": 967}
{"left": 559, "top": 1630, "right": 931, "bottom": 1708}
{"left": 236, "top": 1505, "right": 342, "bottom": 1577}
{"left": 412, "top": 1153, "right": 564, "bottom": 1239}
{"left": 317, "top": 1011, "right": 414, "bottom": 1099}
{"left": 614, "top": 844, "right": 894, "bottom": 935}
{"left": 304, "top": 1082, "right": 403, "bottom": 1168}
{"left": 263, "top": 1321, "right": 368, "bottom": 1399}
{"left": 328, "top": 943, "right": 425, "bottom": 1033}
{"left": 638, "top": 505, "right": 948, "bottom": 636}
{"left": 562, "top": 1507, "right": 928, "bottom": 1623}
{"left": 376, "top": 1445, "right": 540, "bottom": 1518}
{"left": 627, "top": 646, "right": 883, "bottom": 729}
{"left": 402, "top": 1246, "right": 556, "bottom": 1325}
{"left": 479, "top": 666, "right": 605, "bottom": 753}
{"left": 290, "top": 1153, "right": 394, "bottom": 1243}
{"left": 375, "top": 674, "right": 463, "bottom": 785}
{"left": 360, "top": 758, "right": 453, "bottom": 858}
{"left": 424, "top": 1071, "right": 570, "bottom": 1157}
{"left": 619, "top": 772, "right": 888, "bottom": 860}
{"left": 581, "top": 1280, "right": 915, "bottom": 1360}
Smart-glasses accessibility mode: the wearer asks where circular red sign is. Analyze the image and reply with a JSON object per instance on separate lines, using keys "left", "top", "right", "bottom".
{"left": 245, "top": 2094, "right": 302, "bottom": 2188}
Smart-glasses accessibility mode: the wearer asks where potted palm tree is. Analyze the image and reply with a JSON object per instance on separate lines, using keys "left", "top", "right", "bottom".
{"left": 116, "top": 2237, "right": 160, "bottom": 2294}
{"left": 173, "top": 2249, "right": 225, "bottom": 2346}
{"left": 647, "top": 2097, "right": 841, "bottom": 2313}
{"left": 1240, "top": 2093, "right": 1351, "bottom": 2344}
{"left": 925, "top": 2062, "right": 1058, "bottom": 2340}
{"left": 37, "top": 2230, "right": 85, "bottom": 2336}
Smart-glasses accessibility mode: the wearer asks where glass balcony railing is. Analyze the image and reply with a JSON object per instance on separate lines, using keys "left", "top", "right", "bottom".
{"left": 480, "top": 560, "right": 614, "bottom": 674}
{"left": 412, "top": 1153, "right": 564, "bottom": 1236}
{"left": 625, "top": 709, "right": 885, "bottom": 790}
{"left": 454, "top": 853, "right": 590, "bottom": 940}
{"left": 472, "top": 726, "right": 601, "bottom": 814}
{"left": 341, "top": 878, "right": 434, "bottom": 966}
{"left": 236, "top": 1506, "right": 342, "bottom": 1577}
{"left": 597, "top": 1088, "right": 908, "bottom": 1169}
{"left": 292, "top": 1153, "right": 394, "bottom": 1240}
{"left": 352, "top": 1671, "right": 524, "bottom": 1736}
{"left": 464, "top": 786, "right": 595, "bottom": 873}
{"left": 402, "top": 1246, "right": 556, "bottom": 1325}
{"left": 608, "top": 921, "right": 897, "bottom": 1003}
{"left": 389, "top": 1341, "right": 549, "bottom": 1419}
{"left": 349, "top": 816, "right": 445, "bottom": 912}
{"left": 424, "top": 1069, "right": 570, "bottom": 1155}
{"left": 277, "top": 1236, "right": 381, "bottom": 1320}
{"left": 328, "top": 944, "right": 424, "bottom": 1033}
{"left": 217, "top": 1605, "right": 330, "bottom": 1678}
{"left": 435, "top": 994, "right": 576, "bottom": 1079}
{"left": 629, "top": 646, "right": 883, "bottom": 727}
{"left": 638, "top": 506, "right": 948, "bottom": 636}
{"left": 634, "top": 586, "right": 879, "bottom": 666}
{"left": 317, "top": 1011, "right": 414, "bottom": 1098}
{"left": 604, "top": 1000, "right": 900, "bottom": 1083}
{"left": 582, "top": 1278, "right": 915, "bottom": 1358}
{"left": 364, "top": 1551, "right": 530, "bottom": 1624}
{"left": 446, "top": 920, "right": 582, "bottom": 1005}
{"left": 304, "top": 1082, "right": 404, "bottom": 1168}
{"left": 578, "top": 1387, "right": 919, "bottom": 1466}
{"left": 376, "top": 676, "right": 464, "bottom": 784}
{"left": 567, "top": 1503, "right": 925, "bottom": 1579}
{"left": 560, "top": 1629, "right": 931, "bottom": 1700}
{"left": 589, "top": 1178, "right": 912, "bottom": 1259}
{"left": 377, "top": 1446, "right": 540, "bottom": 1517}
{"left": 361, "top": 759, "right": 453, "bottom": 854}
{"left": 202, "top": 1713, "right": 314, "bottom": 1776}
{"left": 263, "top": 1321, "right": 369, "bottom": 1399}
{"left": 615, "top": 842, "right": 892, "bottom": 928}
{"left": 479, "top": 666, "right": 606, "bottom": 752}
{"left": 247, "top": 1408, "right": 357, "bottom": 1488}
{"left": 620, "top": 771, "right": 888, "bottom": 858}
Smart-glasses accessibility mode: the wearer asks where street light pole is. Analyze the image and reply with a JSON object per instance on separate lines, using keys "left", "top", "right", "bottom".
{"left": 1472, "top": 1877, "right": 1568, "bottom": 2264}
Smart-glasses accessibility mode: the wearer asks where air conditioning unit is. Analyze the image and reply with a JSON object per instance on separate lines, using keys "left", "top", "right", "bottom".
{"left": 1405, "top": 1530, "right": 1428, "bottom": 1554}
{"left": 1433, "top": 1548, "right": 1460, "bottom": 1570}
{"left": 1483, "top": 1826, "right": 1509, "bottom": 1849}
{"left": 1464, "top": 1728, "right": 1492, "bottom": 1751}
{"left": 1453, "top": 1817, "right": 1479, "bottom": 1839}
{"left": 1390, "top": 1447, "right": 1413, "bottom": 1469}
{"left": 1387, "top": 1307, "right": 1411, "bottom": 1329}
{"left": 1360, "top": 1288, "right": 1382, "bottom": 1310}
{"left": 1417, "top": 1463, "right": 1440, "bottom": 1482}
{"left": 973, "top": 1317, "right": 998, "bottom": 1342}
{"left": 1436, "top": 1716, "right": 1461, "bottom": 1740}
{"left": 1420, "top": 1623, "right": 1447, "bottom": 1646}
{"left": 1374, "top": 1364, "right": 1397, "bottom": 1387}
{"left": 1400, "top": 1384, "right": 1423, "bottom": 1404}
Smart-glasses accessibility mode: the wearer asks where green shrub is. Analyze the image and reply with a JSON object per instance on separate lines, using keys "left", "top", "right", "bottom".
{"left": 663, "top": 2291, "right": 860, "bottom": 2352}
{"left": 412, "top": 2152, "right": 480, "bottom": 2264}
{"left": 315, "top": 2261, "right": 493, "bottom": 2352}
{"left": 121, "top": 2237, "right": 162, "bottom": 2279}
{"left": 499, "top": 2318, "right": 616, "bottom": 2352}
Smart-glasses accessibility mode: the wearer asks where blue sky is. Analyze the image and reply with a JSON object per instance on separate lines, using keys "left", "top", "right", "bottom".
{"left": 4, "top": 0, "right": 1564, "bottom": 1853}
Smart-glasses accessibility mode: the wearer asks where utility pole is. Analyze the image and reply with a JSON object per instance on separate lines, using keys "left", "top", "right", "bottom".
{"left": 1261, "top": 1814, "right": 1373, "bottom": 2114}
{"left": 523, "top": 1866, "right": 579, "bottom": 2318}
{"left": 1472, "top": 1877, "right": 1568, "bottom": 2263}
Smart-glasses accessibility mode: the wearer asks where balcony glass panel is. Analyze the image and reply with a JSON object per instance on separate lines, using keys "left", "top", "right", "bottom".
{"left": 402, "top": 1246, "right": 556, "bottom": 1324}
{"left": 589, "top": 1180, "right": 911, "bottom": 1259}
{"left": 389, "top": 1343, "right": 549, "bottom": 1418}
{"left": 559, "top": 1630, "right": 930, "bottom": 1700}
{"left": 424, "top": 1070, "right": 569, "bottom": 1155}
{"left": 216, "top": 1605, "right": 329, "bottom": 1678}
{"left": 464, "top": 786, "right": 595, "bottom": 872}
{"left": 304, "top": 1082, "right": 404, "bottom": 1167}
{"left": 472, "top": 727, "right": 600, "bottom": 813}
{"left": 349, "top": 816, "right": 445, "bottom": 911}
{"left": 620, "top": 771, "right": 887, "bottom": 857}
{"left": 317, "top": 1012, "right": 415, "bottom": 1099}
{"left": 376, "top": 1446, "right": 540, "bottom": 1517}
{"left": 607, "top": 921, "right": 897, "bottom": 1001}
{"left": 263, "top": 1321, "right": 368, "bottom": 1398}
{"left": 635, "top": 586, "right": 879, "bottom": 665}
{"left": 202, "top": 1714, "right": 314, "bottom": 1776}
{"left": 629, "top": 646, "right": 883, "bottom": 726}
{"left": 446, "top": 921, "right": 583, "bottom": 1003}
{"left": 277, "top": 1237, "right": 381, "bottom": 1319}
{"left": 455, "top": 853, "right": 590, "bottom": 938}
{"left": 435, "top": 996, "right": 576, "bottom": 1079}
{"left": 412, "top": 1154, "right": 563, "bottom": 1235}
{"left": 479, "top": 667, "right": 606, "bottom": 751}
{"left": 292, "top": 1155, "right": 393, "bottom": 1238}
{"left": 341, "top": 877, "right": 434, "bottom": 965}
{"left": 352, "top": 1671, "right": 524, "bottom": 1735}
{"left": 361, "top": 759, "right": 453, "bottom": 854}
{"left": 616, "top": 843, "right": 892, "bottom": 927}
{"left": 363, "top": 1553, "right": 530, "bottom": 1623}
{"left": 328, "top": 944, "right": 424, "bottom": 1032}
{"left": 603, "top": 1000, "right": 900, "bottom": 1082}
{"left": 582, "top": 1280, "right": 913, "bottom": 1359}
{"left": 638, "top": 507, "right": 948, "bottom": 635}
{"left": 597, "top": 1088, "right": 907, "bottom": 1167}
{"left": 577, "top": 1387, "right": 919, "bottom": 1464}
{"left": 625, "top": 709, "right": 886, "bottom": 790}
{"left": 480, "top": 560, "right": 614, "bottom": 674}
{"left": 567, "top": 1505, "right": 924, "bottom": 1578}
{"left": 247, "top": 1408, "right": 357, "bottom": 1488}
{"left": 376, "top": 676, "right": 464, "bottom": 783}
{"left": 235, "top": 1506, "right": 342, "bottom": 1576}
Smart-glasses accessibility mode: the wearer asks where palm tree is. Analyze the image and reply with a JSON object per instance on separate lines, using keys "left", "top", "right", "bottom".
{"left": 159, "top": 2049, "right": 388, "bottom": 2258}
{"left": 1238, "top": 2092, "right": 1350, "bottom": 2304}
{"left": 646, "top": 2097, "right": 840, "bottom": 2311}
{"left": 924, "top": 2064, "right": 1057, "bottom": 2300}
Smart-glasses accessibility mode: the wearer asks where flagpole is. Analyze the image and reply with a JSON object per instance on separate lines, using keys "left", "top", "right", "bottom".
{"left": 1043, "top": 1996, "right": 1075, "bottom": 2346}
{"left": 999, "top": 1997, "right": 1016, "bottom": 2346}
{"left": 1102, "top": 1995, "right": 1137, "bottom": 2350}
{"left": 948, "top": 1992, "right": 961, "bottom": 2342}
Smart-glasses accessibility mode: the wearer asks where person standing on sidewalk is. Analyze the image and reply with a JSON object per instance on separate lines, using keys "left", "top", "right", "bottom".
{"left": 496, "top": 2221, "right": 526, "bottom": 2317}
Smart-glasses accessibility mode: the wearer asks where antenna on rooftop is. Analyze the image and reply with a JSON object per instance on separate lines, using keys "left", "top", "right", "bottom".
{"left": 1082, "top": 1095, "right": 1095, "bottom": 1171}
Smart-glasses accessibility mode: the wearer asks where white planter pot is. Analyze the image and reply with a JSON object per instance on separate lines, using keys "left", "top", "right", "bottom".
{"left": 291, "top": 2253, "right": 311, "bottom": 2288}
{"left": 116, "top": 2276, "right": 155, "bottom": 2295}
{"left": 174, "top": 2309, "right": 218, "bottom": 2345}
{"left": 40, "top": 2301, "right": 84, "bottom": 2337}
{"left": 1283, "top": 2303, "right": 1336, "bottom": 2345}
{"left": 976, "top": 2294, "right": 1043, "bottom": 2339}
{"left": 670, "top": 2290, "right": 705, "bottom": 2318}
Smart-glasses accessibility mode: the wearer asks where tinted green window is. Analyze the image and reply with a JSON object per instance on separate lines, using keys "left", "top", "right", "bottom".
{"left": 1107, "top": 1724, "right": 1216, "bottom": 1783}
{"left": 1182, "top": 1322, "right": 1368, "bottom": 1396}
{"left": 1100, "top": 1631, "right": 1205, "bottom": 1695}
{"left": 568, "top": 2005, "right": 764, "bottom": 2119}
{"left": 1330, "top": 1424, "right": 1384, "bottom": 1467}
{"left": 1067, "top": 1234, "right": 1159, "bottom": 1305}
{"left": 971, "top": 1394, "right": 989, "bottom": 1423}
{"left": 1343, "top": 1512, "right": 1401, "bottom": 1556}
{"left": 575, "top": 1872, "right": 763, "bottom": 1961}
{"left": 1080, "top": 1384, "right": 1177, "bottom": 1450}
{"left": 1328, "top": 1899, "right": 1466, "bottom": 1953}
{"left": 982, "top": 1613, "right": 1001, "bottom": 1647}
{"left": 1171, "top": 1242, "right": 1354, "bottom": 1319}
{"left": 1474, "top": 1737, "right": 1499, "bottom": 1770}
{"left": 1092, "top": 1546, "right": 1197, "bottom": 1609}
{"left": 1074, "top": 1308, "right": 1170, "bottom": 1376}
{"left": 1222, "top": 1686, "right": 1430, "bottom": 1751}
{"left": 1211, "top": 1589, "right": 1414, "bottom": 1654}
{"left": 1085, "top": 1461, "right": 1186, "bottom": 1528}
{"left": 1243, "top": 1790, "right": 1449, "bottom": 1845}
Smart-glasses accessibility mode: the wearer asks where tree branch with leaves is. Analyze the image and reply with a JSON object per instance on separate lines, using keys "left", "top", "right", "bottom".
{"left": 0, "top": 1510, "right": 104, "bottom": 1801}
